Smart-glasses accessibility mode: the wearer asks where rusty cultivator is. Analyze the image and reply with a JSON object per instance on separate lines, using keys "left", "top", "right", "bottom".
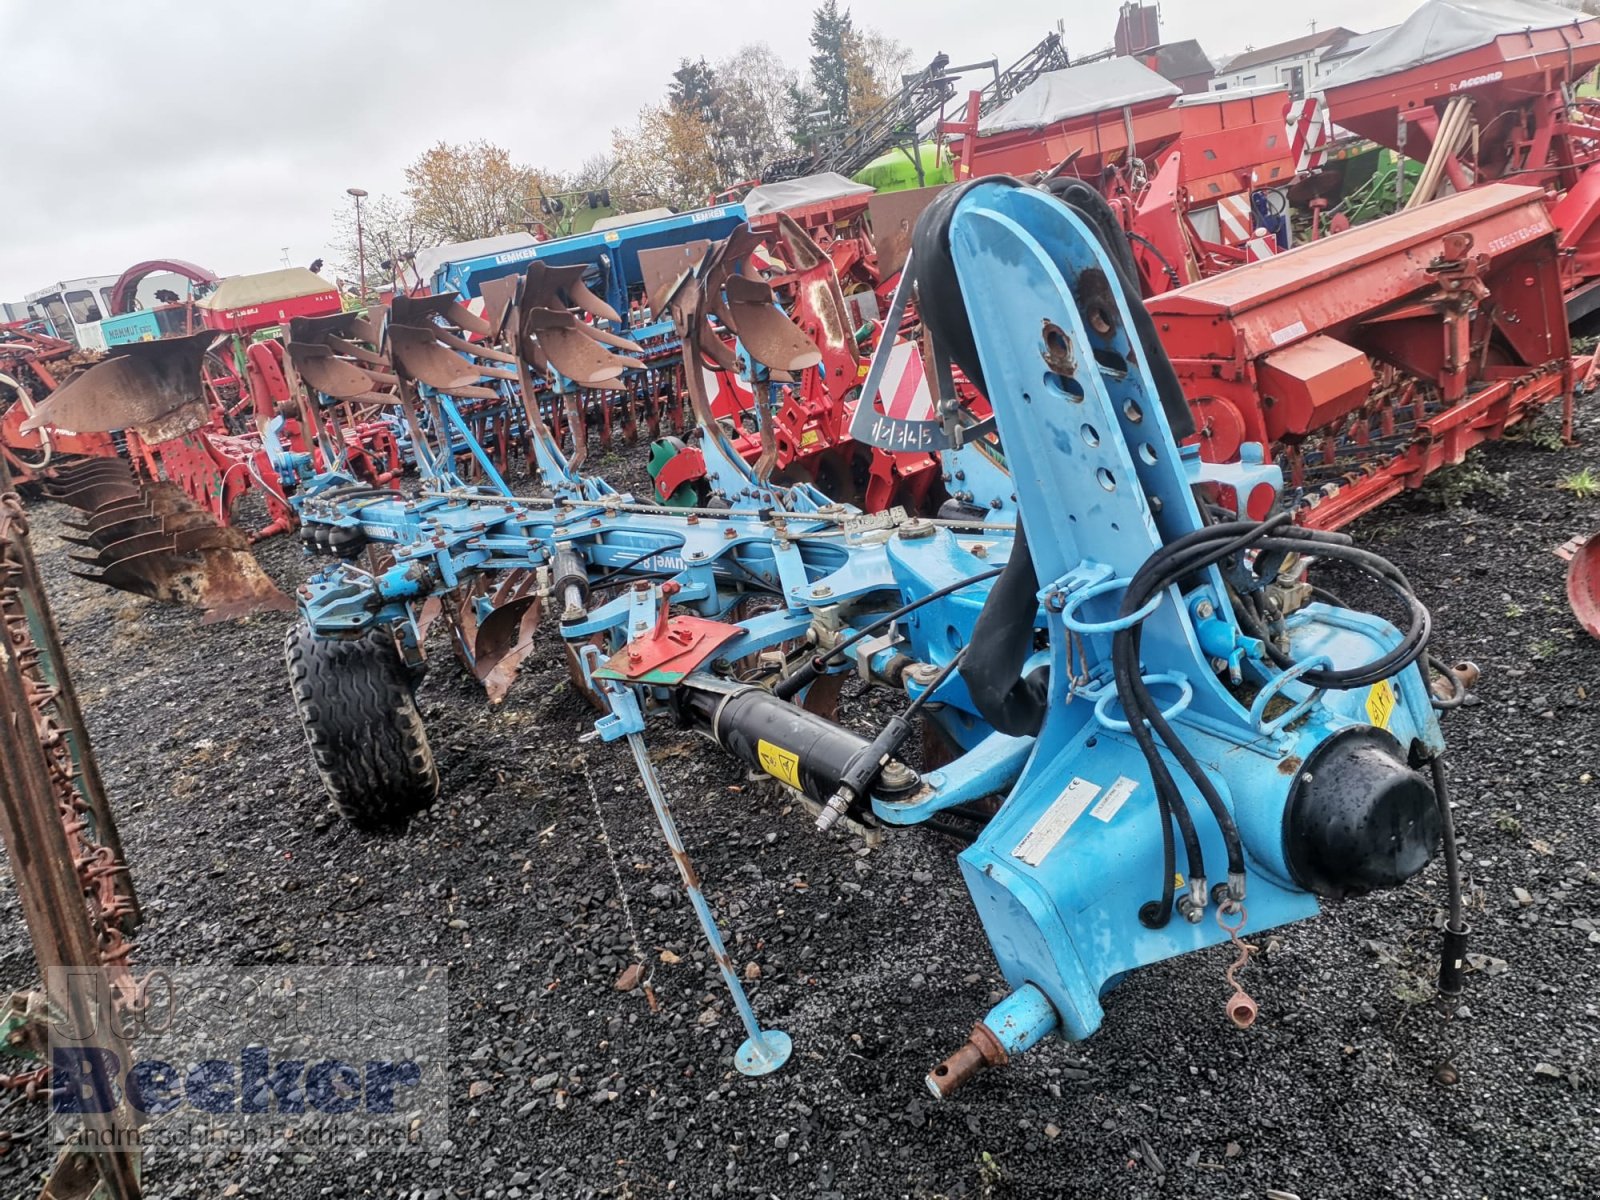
{"left": 0, "top": 454, "right": 144, "bottom": 1199}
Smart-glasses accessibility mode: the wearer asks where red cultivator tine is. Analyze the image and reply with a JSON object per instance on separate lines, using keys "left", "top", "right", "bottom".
{"left": 1558, "top": 533, "right": 1600, "bottom": 638}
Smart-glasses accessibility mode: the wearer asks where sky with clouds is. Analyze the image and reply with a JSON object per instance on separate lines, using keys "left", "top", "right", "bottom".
{"left": 0, "top": 0, "right": 1407, "bottom": 300}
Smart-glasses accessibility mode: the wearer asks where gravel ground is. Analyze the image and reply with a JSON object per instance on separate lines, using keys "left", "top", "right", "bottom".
{"left": 0, "top": 419, "right": 1597, "bottom": 1200}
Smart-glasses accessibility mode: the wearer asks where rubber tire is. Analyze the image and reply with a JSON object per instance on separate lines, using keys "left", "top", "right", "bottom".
{"left": 285, "top": 625, "right": 440, "bottom": 829}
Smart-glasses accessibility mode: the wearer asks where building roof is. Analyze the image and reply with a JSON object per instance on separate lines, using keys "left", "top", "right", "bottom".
{"left": 1222, "top": 27, "right": 1355, "bottom": 74}
{"left": 1147, "top": 39, "right": 1214, "bottom": 81}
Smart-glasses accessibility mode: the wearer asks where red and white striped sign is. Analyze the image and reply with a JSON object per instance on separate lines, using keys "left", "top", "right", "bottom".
{"left": 1286, "top": 97, "right": 1331, "bottom": 174}
{"left": 1243, "top": 234, "right": 1277, "bottom": 263}
{"left": 880, "top": 340, "right": 936, "bottom": 422}
{"left": 1217, "top": 194, "right": 1255, "bottom": 245}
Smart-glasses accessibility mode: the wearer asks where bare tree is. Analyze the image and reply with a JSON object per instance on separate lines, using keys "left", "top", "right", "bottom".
{"left": 329, "top": 192, "right": 420, "bottom": 291}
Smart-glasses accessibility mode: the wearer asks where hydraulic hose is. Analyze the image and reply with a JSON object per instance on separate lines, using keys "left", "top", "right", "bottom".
{"left": 959, "top": 524, "right": 1048, "bottom": 737}
{"left": 1430, "top": 754, "right": 1470, "bottom": 995}
{"left": 773, "top": 565, "right": 1003, "bottom": 702}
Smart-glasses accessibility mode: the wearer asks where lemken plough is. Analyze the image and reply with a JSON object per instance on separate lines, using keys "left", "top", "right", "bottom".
{"left": 274, "top": 179, "right": 1471, "bottom": 1094}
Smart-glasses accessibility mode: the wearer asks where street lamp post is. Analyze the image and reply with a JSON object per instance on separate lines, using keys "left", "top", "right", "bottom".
{"left": 346, "top": 187, "right": 369, "bottom": 301}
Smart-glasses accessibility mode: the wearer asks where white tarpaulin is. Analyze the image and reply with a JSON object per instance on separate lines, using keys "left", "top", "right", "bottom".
{"left": 196, "top": 267, "right": 333, "bottom": 311}
{"left": 1323, "top": 0, "right": 1592, "bottom": 87}
{"left": 977, "top": 57, "right": 1179, "bottom": 136}
{"left": 413, "top": 232, "right": 538, "bottom": 288}
{"left": 742, "top": 173, "right": 875, "bottom": 216}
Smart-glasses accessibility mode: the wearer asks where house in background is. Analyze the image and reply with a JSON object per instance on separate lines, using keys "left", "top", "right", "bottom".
{"left": 1210, "top": 27, "right": 1356, "bottom": 98}
{"left": 1318, "top": 26, "right": 1400, "bottom": 81}
{"left": 1101, "top": 1, "right": 1216, "bottom": 94}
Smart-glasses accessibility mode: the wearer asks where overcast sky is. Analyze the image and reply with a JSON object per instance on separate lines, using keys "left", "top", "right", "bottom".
{"left": 0, "top": 0, "right": 1404, "bottom": 300}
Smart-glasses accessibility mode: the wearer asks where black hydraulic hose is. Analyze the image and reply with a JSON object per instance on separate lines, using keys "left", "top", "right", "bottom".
{"left": 959, "top": 524, "right": 1049, "bottom": 736}
{"left": 1431, "top": 754, "right": 1471, "bottom": 995}
{"left": 1243, "top": 538, "right": 1431, "bottom": 689}
{"left": 1310, "top": 584, "right": 1467, "bottom": 711}
{"left": 1125, "top": 231, "right": 1183, "bottom": 291}
{"left": 1115, "top": 520, "right": 1287, "bottom": 889}
{"left": 903, "top": 646, "right": 968, "bottom": 721}
{"left": 1114, "top": 618, "right": 1206, "bottom": 926}
{"left": 773, "top": 565, "right": 1004, "bottom": 702}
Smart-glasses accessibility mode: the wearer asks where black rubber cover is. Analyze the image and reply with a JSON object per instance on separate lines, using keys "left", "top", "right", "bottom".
{"left": 909, "top": 175, "right": 1196, "bottom": 441}
{"left": 959, "top": 522, "right": 1049, "bottom": 737}
{"left": 1284, "top": 726, "right": 1440, "bottom": 900}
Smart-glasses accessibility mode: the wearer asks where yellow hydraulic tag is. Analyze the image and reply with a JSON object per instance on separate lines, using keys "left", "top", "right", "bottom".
{"left": 1366, "top": 679, "right": 1396, "bottom": 729}
{"left": 757, "top": 739, "right": 801, "bottom": 788}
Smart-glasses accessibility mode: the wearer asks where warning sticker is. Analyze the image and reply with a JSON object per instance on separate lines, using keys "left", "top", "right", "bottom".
{"left": 1366, "top": 679, "right": 1396, "bottom": 729}
{"left": 756, "top": 739, "right": 801, "bottom": 789}
{"left": 800, "top": 429, "right": 820, "bottom": 449}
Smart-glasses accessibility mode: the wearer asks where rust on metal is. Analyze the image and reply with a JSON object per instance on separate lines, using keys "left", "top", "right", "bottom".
{"left": 524, "top": 309, "right": 641, "bottom": 385}
{"left": 925, "top": 1020, "right": 1008, "bottom": 1100}
{"left": 390, "top": 325, "right": 493, "bottom": 390}
{"left": 638, "top": 241, "right": 712, "bottom": 313}
{"left": 868, "top": 185, "right": 946, "bottom": 278}
{"left": 287, "top": 343, "right": 381, "bottom": 400}
{"left": 21, "top": 331, "right": 217, "bottom": 442}
{"left": 0, "top": 463, "right": 143, "bottom": 1199}
{"left": 723, "top": 275, "right": 823, "bottom": 372}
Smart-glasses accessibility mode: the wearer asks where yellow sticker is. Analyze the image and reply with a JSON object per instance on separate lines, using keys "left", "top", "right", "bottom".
{"left": 756, "top": 739, "right": 801, "bottom": 789}
{"left": 1366, "top": 679, "right": 1396, "bottom": 729}
{"left": 800, "top": 429, "right": 820, "bottom": 449}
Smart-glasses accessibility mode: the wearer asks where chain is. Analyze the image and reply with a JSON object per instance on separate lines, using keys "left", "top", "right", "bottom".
{"left": 1216, "top": 902, "right": 1260, "bottom": 1028}
{"left": 579, "top": 758, "right": 657, "bottom": 1012}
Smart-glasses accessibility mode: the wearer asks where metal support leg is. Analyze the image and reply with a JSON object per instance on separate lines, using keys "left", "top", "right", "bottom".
{"left": 622, "top": 731, "right": 792, "bottom": 1076}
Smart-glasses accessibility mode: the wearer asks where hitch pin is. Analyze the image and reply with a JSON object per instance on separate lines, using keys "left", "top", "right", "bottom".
{"left": 622, "top": 730, "right": 793, "bottom": 1076}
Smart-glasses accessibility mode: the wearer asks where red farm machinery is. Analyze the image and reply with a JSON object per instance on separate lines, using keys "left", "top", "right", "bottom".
{"left": 0, "top": 264, "right": 405, "bottom": 617}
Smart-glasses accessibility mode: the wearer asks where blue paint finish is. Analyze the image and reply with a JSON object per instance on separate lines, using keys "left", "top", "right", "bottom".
{"left": 288, "top": 179, "right": 1450, "bottom": 1086}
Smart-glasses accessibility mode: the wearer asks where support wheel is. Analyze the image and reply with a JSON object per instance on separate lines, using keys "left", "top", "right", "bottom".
{"left": 285, "top": 624, "right": 439, "bottom": 828}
